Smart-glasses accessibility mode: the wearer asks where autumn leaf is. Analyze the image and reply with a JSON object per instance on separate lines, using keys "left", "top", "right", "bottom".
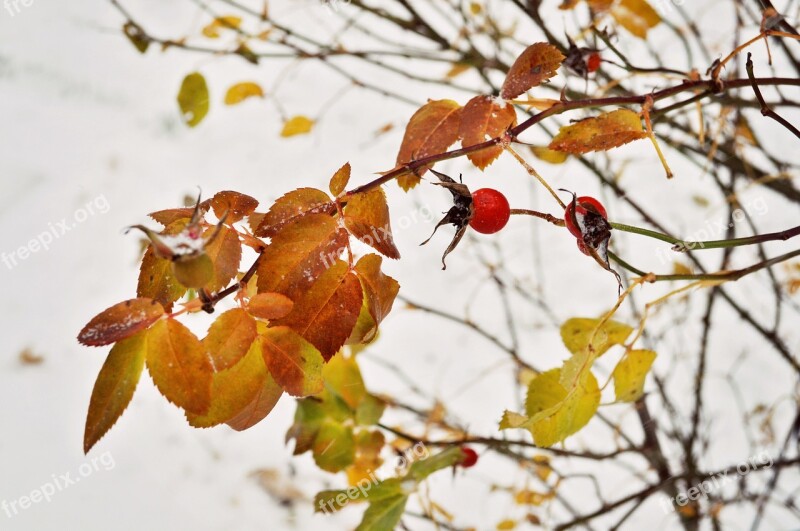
{"left": 123, "top": 22, "right": 149, "bottom": 54}
{"left": 611, "top": 0, "right": 661, "bottom": 39}
{"left": 261, "top": 326, "right": 325, "bottom": 396}
{"left": 530, "top": 145, "right": 569, "bottom": 164}
{"left": 226, "top": 373, "right": 283, "bottom": 431}
{"left": 177, "top": 72, "right": 210, "bottom": 128}
{"left": 347, "top": 430, "right": 385, "bottom": 485}
{"left": 349, "top": 254, "right": 400, "bottom": 344}
{"left": 500, "top": 368, "right": 600, "bottom": 447}
{"left": 137, "top": 247, "right": 187, "bottom": 311}
{"left": 459, "top": 95, "right": 517, "bottom": 170}
{"left": 201, "top": 15, "right": 242, "bottom": 38}
{"left": 281, "top": 115, "right": 315, "bottom": 137}
{"left": 560, "top": 317, "right": 633, "bottom": 356}
{"left": 613, "top": 349, "right": 657, "bottom": 402}
{"left": 500, "top": 43, "right": 565, "bottom": 100}
{"left": 275, "top": 260, "right": 363, "bottom": 361}
{"left": 224, "top": 82, "right": 265, "bottom": 105}
{"left": 247, "top": 292, "right": 294, "bottom": 320}
{"left": 78, "top": 298, "right": 165, "bottom": 347}
{"left": 202, "top": 308, "right": 257, "bottom": 370}
{"left": 203, "top": 225, "right": 242, "bottom": 292}
{"left": 145, "top": 319, "right": 213, "bottom": 414}
{"left": 254, "top": 188, "right": 334, "bottom": 238}
{"left": 256, "top": 213, "right": 349, "bottom": 301}
{"left": 186, "top": 338, "right": 271, "bottom": 428}
{"left": 84, "top": 332, "right": 147, "bottom": 453}
{"left": 395, "top": 99, "right": 462, "bottom": 190}
{"left": 148, "top": 208, "right": 195, "bottom": 227}
{"left": 208, "top": 190, "right": 259, "bottom": 223}
{"left": 344, "top": 187, "right": 401, "bottom": 259}
{"left": 549, "top": 109, "right": 646, "bottom": 154}
{"left": 329, "top": 162, "right": 351, "bottom": 197}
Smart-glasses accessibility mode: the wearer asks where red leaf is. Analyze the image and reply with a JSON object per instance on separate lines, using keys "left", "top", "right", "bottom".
{"left": 78, "top": 298, "right": 165, "bottom": 347}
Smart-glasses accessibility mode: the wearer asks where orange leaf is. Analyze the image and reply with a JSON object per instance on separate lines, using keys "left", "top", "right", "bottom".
{"left": 248, "top": 292, "right": 294, "bottom": 320}
{"left": 256, "top": 213, "right": 349, "bottom": 301}
{"left": 354, "top": 254, "right": 399, "bottom": 335}
{"left": 226, "top": 374, "right": 283, "bottom": 431}
{"left": 501, "top": 43, "right": 565, "bottom": 100}
{"left": 187, "top": 338, "right": 272, "bottom": 428}
{"left": 137, "top": 247, "right": 187, "bottom": 312}
{"left": 459, "top": 95, "right": 517, "bottom": 170}
{"left": 78, "top": 298, "right": 165, "bottom": 347}
{"left": 261, "top": 326, "right": 324, "bottom": 396}
{"left": 395, "top": 99, "right": 462, "bottom": 190}
{"left": 329, "top": 162, "right": 351, "bottom": 197}
{"left": 549, "top": 109, "right": 646, "bottom": 154}
{"left": 343, "top": 187, "right": 401, "bottom": 259}
{"left": 203, "top": 308, "right": 257, "bottom": 370}
{"left": 275, "top": 260, "right": 363, "bottom": 361}
{"left": 203, "top": 225, "right": 242, "bottom": 292}
{"left": 145, "top": 319, "right": 213, "bottom": 414}
{"left": 148, "top": 208, "right": 195, "bottom": 227}
{"left": 84, "top": 332, "right": 147, "bottom": 453}
{"left": 254, "top": 187, "right": 334, "bottom": 238}
{"left": 209, "top": 190, "right": 259, "bottom": 223}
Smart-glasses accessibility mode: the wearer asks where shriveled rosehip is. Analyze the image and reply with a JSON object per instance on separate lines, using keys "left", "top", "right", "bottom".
{"left": 458, "top": 447, "right": 479, "bottom": 468}
{"left": 469, "top": 188, "right": 510, "bottom": 234}
{"left": 586, "top": 52, "right": 602, "bottom": 73}
{"left": 564, "top": 196, "right": 608, "bottom": 238}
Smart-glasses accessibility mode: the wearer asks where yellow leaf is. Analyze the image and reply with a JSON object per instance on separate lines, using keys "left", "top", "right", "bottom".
{"left": 560, "top": 317, "right": 633, "bottom": 356}
{"left": 613, "top": 349, "right": 657, "bottom": 402}
{"left": 202, "top": 15, "right": 242, "bottom": 38}
{"left": 224, "top": 82, "right": 264, "bottom": 105}
{"left": 281, "top": 115, "right": 315, "bottom": 137}
{"left": 496, "top": 520, "right": 516, "bottom": 530}
{"left": 550, "top": 109, "right": 646, "bottom": 154}
{"left": 530, "top": 145, "right": 568, "bottom": 164}
{"left": 611, "top": 0, "right": 661, "bottom": 39}
{"left": 177, "top": 72, "right": 210, "bottom": 128}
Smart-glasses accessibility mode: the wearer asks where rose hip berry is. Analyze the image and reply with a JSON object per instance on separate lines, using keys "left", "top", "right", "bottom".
{"left": 458, "top": 447, "right": 479, "bottom": 468}
{"left": 586, "top": 52, "right": 602, "bottom": 73}
{"left": 469, "top": 188, "right": 510, "bottom": 234}
{"left": 564, "top": 196, "right": 608, "bottom": 239}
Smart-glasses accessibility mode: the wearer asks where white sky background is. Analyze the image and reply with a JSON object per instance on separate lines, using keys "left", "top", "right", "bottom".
{"left": 1, "top": 0, "right": 799, "bottom": 530}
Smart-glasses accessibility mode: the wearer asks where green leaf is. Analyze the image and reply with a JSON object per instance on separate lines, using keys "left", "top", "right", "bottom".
{"left": 313, "top": 420, "right": 356, "bottom": 472}
{"left": 408, "top": 446, "right": 462, "bottom": 481}
{"left": 314, "top": 478, "right": 405, "bottom": 513}
{"left": 613, "top": 349, "right": 657, "bottom": 402}
{"left": 84, "top": 332, "right": 147, "bottom": 453}
{"left": 178, "top": 72, "right": 210, "bottom": 128}
{"left": 356, "top": 494, "right": 409, "bottom": 531}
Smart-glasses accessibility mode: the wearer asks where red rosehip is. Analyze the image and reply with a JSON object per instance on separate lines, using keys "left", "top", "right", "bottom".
{"left": 469, "top": 188, "right": 510, "bottom": 234}
{"left": 586, "top": 52, "right": 602, "bottom": 73}
{"left": 458, "top": 447, "right": 479, "bottom": 468}
{"left": 564, "top": 196, "right": 608, "bottom": 238}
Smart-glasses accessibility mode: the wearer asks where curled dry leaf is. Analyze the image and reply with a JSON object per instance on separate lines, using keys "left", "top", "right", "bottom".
{"left": 500, "top": 43, "right": 565, "bottom": 100}
{"left": 395, "top": 99, "right": 462, "bottom": 191}
{"left": 549, "top": 109, "right": 646, "bottom": 154}
{"left": 343, "top": 187, "right": 401, "bottom": 259}
{"left": 78, "top": 298, "right": 165, "bottom": 347}
{"left": 459, "top": 95, "right": 517, "bottom": 170}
